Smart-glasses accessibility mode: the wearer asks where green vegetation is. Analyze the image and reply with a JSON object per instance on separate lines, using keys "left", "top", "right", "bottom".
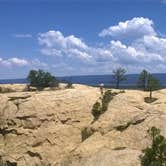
{"left": 101, "top": 90, "right": 116, "bottom": 112}
{"left": 27, "top": 69, "right": 59, "bottom": 89}
{"left": 147, "top": 74, "right": 160, "bottom": 99}
{"left": 65, "top": 82, "right": 73, "bottom": 89}
{"left": 84, "top": 90, "right": 120, "bottom": 141}
{"left": 137, "top": 70, "right": 160, "bottom": 102}
{"left": 137, "top": 69, "right": 149, "bottom": 91}
{"left": 0, "top": 157, "right": 17, "bottom": 166}
{"left": 115, "top": 122, "right": 131, "bottom": 132}
{"left": 144, "top": 97, "right": 158, "bottom": 103}
{"left": 91, "top": 101, "right": 102, "bottom": 120}
{"left": 112, "top": 67, "right": 127, "bottom": 89}
{"left": 81, "top": 127, "right": 94, "bottom": 141}
{"left": 91, "top": 90, "right": 117, "bottom": 120}
{"left": 141, "top": 127, "right": 166, "bottom": 166}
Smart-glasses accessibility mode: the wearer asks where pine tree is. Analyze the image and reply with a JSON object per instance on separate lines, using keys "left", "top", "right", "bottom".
{"left": 112, "top": 67, "right": 127, "bottom": 89}
{"left": 147, "top": 74, "right": 160, "bottom": 99}
{"left": 137, "top": 70, "right": 149, "bottom": 91}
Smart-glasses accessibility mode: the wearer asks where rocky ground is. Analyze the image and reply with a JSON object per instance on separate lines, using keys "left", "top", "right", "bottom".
{"left": 0, "top": 84, "right": 166, "bottom": 166}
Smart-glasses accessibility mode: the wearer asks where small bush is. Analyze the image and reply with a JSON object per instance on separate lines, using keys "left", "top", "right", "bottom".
{"left": 119, "top": 90, "right": 125, "bottom": 93}
{"left": 0, "top": 157, "right": 17, "bottom": 166}
{"left": 91, "top": 102, "right": 102, "bottom": 120}
{"left": 24, "top": 85, "right": 37, "bottom": 92}
{"left": 91, "top": 90, "right": 117, "bottom": 120}
{"left": 101, "top": 90, "right": 115, "bottom": 112}
{"left": 81, "top": 127, "right": 94, "bottom": 141}
{"left": 49, "top": 80, "right": 59, "bottom": 89}
{"left": 65, "top": 82, "right": 73, "bottom": 89}
{"left": 140, "top": 127, "right": 166, "bottom": 166}
{"left": 144, "top": 97, "right": 157, "bottom": 103}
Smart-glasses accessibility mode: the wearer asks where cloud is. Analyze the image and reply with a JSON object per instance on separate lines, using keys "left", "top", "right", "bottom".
{"left": 99, "top": 17, "right": 156, "bottom": 40}
{"left": 0, "top": 57, "right": 29, "bottom": 67}
{"left": 133, "top": 35, "right": 166, "bottom": 57}
{"left": 2, "top": 16, "right": 166, "bottom": 78}
{"left": 38, "top": 30, "right": 92, "bottom": 62}
{"left": 35, "top": 17, "right": 166, "bottom": 74}
{"left": 38, "top": 31, "right": 87, "bottom": 49}
{"left": 30, "top": 59, "right": 48, "bottom": 69}
{"left": 0, "top": 57, "right": 48, "bottom": 70}
{"left": 109, "top": 40, "right": 164, "bottom": 65}
{"left": 12, "top": 34, "right": 32, "bottom": 38}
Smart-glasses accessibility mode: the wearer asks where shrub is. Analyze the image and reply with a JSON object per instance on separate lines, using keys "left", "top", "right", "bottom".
{"left": 27, "top": 69, "right": 59, "bottom": 89}
{"left": 24, "top": 85, "right": 37, "bottom": 92}
{"left": 49, "top": 79, "right": 59, "bottom": 89}
{"left": 91, "top": 90, "right": 117, "bottom": 120}
{"left": 144, "top": 97, "right": 157, "bottom": 103}
{"left": 81, "top": 127, "right": 94, "bottom": 141}
{"left": 0, "top": 157, "right": 17, "bottom": 166}
{"left": 119, "top": 90, "right": 125, "bottom": 93}
{"left": 65, "top": 82, "right": 73, "bottom": 89}
{"left": 91, "top": 102, "right": 102, "bottom": 120}
{"left": 140, "top": 127, "right": 166, "bottom": 166}
{"left": 101, "top": 90, "right": 115, "bottom": 112}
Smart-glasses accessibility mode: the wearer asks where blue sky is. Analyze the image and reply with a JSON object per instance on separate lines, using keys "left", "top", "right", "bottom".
{"left": 0, "top": 0, "right": 166, "bottom": 79}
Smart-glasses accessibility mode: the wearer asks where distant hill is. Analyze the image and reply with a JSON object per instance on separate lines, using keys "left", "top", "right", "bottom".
{"left": 59, "top": 73, "right": 166, "bottom": 87}
{"left": 0, "top": 73, "right": 166, "bottom": 87}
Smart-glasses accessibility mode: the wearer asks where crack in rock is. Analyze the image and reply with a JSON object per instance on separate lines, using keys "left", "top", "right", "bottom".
{"left": 115, "top": 117, "right": 147, "bottom": 132}
{"left": 26, "top": 151, "right": 42, "bottom": 160}
{"left": 8, "top": 95, "right": 31, "bottom": 101}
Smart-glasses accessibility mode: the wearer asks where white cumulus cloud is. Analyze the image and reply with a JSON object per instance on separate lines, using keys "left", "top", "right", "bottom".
{"left": 99, "top": 17, "right": 156, "bottom": 40}
{"left": 36, "top": 17, "right": 166, "bottom": 74}
{"left": 38, "top": 30, "right": 92, "bottom": 61}
{"left": 0, "top": 57, "right": 29, "bottom": 67}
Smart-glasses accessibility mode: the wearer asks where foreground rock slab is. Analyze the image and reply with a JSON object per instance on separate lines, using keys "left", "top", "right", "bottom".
{"left": 0, "top": 84, "right": 166, "bottom": 166}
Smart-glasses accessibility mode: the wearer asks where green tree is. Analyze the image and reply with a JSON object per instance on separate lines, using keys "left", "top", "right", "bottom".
{"left": 27, "top": 69, "right": 59, "bottom": 89}
{"left": 141, "top": 127, "right": 166, "bottom": 166}
{"left": 27, "top": 70, "right": 38, "bottom": 87}
{"left": 147, "top": 74, "right": 160, "bottom": 99}
{"left": 137, "top": 70, "right": 149, "bottom": 91}
{"left": 112, "top": 67, "right": 127, "bottom": 89}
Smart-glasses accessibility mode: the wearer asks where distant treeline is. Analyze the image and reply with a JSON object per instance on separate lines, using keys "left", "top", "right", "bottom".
{"left": 1, "top": 72, "right": 166, "bottom": 87}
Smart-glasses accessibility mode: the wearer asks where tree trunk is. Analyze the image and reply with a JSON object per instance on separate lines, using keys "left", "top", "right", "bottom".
{"left": 150, "top": 89, "right": 152, "bottom": 99}
{"left": 116, "top": 80, "right": 119, "bottom": 89}
{"left": 143, "top": 80, "right": 146, "bottom": 91}
{"left": 143, "top": 84, "right": 146, "bottom": 91}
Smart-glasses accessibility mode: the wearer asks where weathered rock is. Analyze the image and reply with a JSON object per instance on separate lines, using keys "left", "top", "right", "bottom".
{"left": 0, "top": 84, "right": 27, "bottom": 93}
{"left": 0, "top": 85, "right": 166, "bottom": 166}
{"left": 0, "top": 84, "right": 100, "bottom": 165}
{"left": 63, "top": 148, "right": 141, "bottom": 166}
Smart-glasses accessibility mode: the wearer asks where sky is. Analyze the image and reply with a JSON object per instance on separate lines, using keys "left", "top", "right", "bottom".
{"left": 0, "top": 0, "right": 166, "bottom": 79}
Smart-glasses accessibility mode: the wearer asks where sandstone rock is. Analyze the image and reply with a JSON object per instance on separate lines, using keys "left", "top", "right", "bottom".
{"left": 0, "top": 84, "right": 166, "bottom": 166}
{"left": 0, "top": 84, "right": 27, "bottom": 93}
{"left": 0, "top": 84, "right": 100, "bottom": 165}
{"left": 63, "top": 148, "right": 141, "bottom": 166}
